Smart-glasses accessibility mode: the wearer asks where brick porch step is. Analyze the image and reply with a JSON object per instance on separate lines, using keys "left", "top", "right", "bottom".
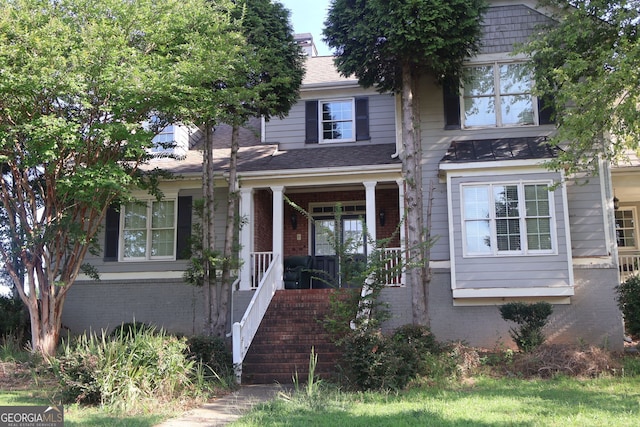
{"left": 241, "top": 289, "right": 346, "bottom": 384}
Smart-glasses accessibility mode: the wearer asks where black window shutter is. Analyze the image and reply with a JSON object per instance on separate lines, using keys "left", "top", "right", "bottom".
{"left": 443, "top": 79, "right": 461, "bottom": 130}
{"left": 176, "top": 196, "right": 193, "bottom": 260}
{"left": 104, "top": 205, "right": 119, "bottom": 262}
{"left": 355, "top": 97, "right": 370, "bottom": 141}
{"left": 538, "top": 95, "right": 556, "bottom": 125}
{"left": 305, "top": 100, "right": 319, "bottom": 143}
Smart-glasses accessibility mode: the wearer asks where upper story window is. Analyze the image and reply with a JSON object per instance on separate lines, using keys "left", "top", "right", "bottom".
{"left": 305, "top": 97, "right": 369, "bottom": 144}
{"left": 615, "top": 207, "right": 638, "bottom": 249}
{"left": 462, "top": 182, "right": 555, "bottom": 256}
{"left": 121, "top": 199, "right": 176, "bottom": 261}
{"left": 151, "top": 124, "right": 176, "bottom": 153}
{"left": 462, "top": 62, "right": 535, "bottom": 128}
{"left": 321, "top": 99, "right": 355, "bottom": 142}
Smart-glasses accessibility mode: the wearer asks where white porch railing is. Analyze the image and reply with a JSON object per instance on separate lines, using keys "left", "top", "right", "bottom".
{"left": 252, "top": 251, "right": 274, "bottom": 289}
{"left": 380, "top": 247, "right": 403, "bottom": 286}
{"left": 619, "top": 253, "right": 640, "bottom": 283}
{"left": 232, "top": 254, "right": 280, "bottom": 383}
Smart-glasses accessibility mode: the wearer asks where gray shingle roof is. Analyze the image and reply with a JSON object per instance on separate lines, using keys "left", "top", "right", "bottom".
{"left": 302, "top": 56, "right": 356, "bottom": 86}
{"left": 239, "top": 143, "right": 400, "bottom": 172}
{"left": 148, "top": 143, "right": 400, "bottom": 175}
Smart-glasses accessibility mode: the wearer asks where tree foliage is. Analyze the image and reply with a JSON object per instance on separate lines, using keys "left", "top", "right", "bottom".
{"left": 0, "top": 0, "right": 243, "bottom": 355}
{"left": 323, "top": 0, "right": 487, "bottom": 93}
{"left": 521, "top": 0, "right": 640, "bottom": 175}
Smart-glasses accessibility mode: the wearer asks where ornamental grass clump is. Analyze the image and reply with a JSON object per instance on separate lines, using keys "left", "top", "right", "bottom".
{"left": 51, "top": 323, "right": 200, "bottom": 410}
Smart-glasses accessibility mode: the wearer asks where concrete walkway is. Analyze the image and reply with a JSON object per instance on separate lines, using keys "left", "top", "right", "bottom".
{"left": 155, "top": 384, "right": 284, "bottom": 427}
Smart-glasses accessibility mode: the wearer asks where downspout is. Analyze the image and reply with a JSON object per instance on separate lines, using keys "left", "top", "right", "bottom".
{"left": 392, "top": 92, "right": 402, "bottom": 159}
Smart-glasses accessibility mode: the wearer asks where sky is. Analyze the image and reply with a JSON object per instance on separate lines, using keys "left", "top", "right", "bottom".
{"left": 279, "top": 0, "right": 332, "bottom": 56}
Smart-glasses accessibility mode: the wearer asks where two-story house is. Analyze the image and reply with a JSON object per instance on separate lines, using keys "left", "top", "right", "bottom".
{"left": 62, "top": 0, "right": 625, "bottom": 381}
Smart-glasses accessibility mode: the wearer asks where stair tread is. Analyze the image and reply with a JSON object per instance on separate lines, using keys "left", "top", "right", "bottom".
{"left": 241, "top": 290, "right": 345, "bottom": 384}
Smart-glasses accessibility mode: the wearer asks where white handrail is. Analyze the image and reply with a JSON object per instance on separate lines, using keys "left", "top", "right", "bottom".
{"left": 232, "top": 254, "right": 280, "bottom": 383}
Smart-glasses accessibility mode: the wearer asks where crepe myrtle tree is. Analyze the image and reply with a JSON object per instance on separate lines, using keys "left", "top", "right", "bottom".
{"left": 0, "top": 0, "right": 243, "bottom": 356}
{"left": 323, "top": 0, "right": 486, "bottom": 325}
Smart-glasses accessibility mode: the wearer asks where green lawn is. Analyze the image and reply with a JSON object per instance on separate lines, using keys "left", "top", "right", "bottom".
{"left": 232, "top": 376, "right": 640, "bottom": 426}
{"left": 0, "top": 390, "right": 166, "bottom": 426}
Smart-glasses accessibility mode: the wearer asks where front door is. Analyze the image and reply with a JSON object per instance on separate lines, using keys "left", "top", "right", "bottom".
{"left": 312, "top": 216, "right": 366, "bottom": 288}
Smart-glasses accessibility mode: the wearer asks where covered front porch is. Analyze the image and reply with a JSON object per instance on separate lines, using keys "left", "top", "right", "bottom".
{"left": 237, "top": 175, "right": 406, "bottom": 291}
{"left": 230, "top": 169, "right": 405, "bottom": 382}
{"left": 613, "top": 161, "right": 640, "bottom": 283}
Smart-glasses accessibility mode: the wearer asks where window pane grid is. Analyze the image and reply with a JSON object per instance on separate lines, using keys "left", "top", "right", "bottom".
{"left": 462, "top": 182, "right": 554, "bottom": 256}
{"left": 122, "top": 200, "right": 176, "bottom": 260}
{"left": 315, "top": 219, "right": 336, "bottom": 256}
{"left": 463, "top": 62, "right": 536, "bottom": 128}
{"left": 615, "top": 208, "right": 638, "bottom": 248}
{"left": 321, "top": 100, "right": 353, "bottom": 142}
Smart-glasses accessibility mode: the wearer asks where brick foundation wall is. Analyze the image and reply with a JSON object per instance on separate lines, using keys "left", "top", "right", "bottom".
{"left": 62, "top": 279, "right": 205, "bottom": 336}
{"left": 379, "top": 267, "right": 624, "bottom": 350}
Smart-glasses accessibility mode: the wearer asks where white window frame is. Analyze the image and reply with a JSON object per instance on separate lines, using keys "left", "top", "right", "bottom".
{"left": 319, "top": 98, "right": 356, "bottom": 143}
{"left": 615, "top": 206, "right": 638, "bottom": 250}
{"left": 461, "top": 61, "right": 538, "bottom": 129}
{"left": 119, "top": 198, "right": 178, "bottom": 262}
{"left": 460, "top": 181, "right": 556, "bottom": 257}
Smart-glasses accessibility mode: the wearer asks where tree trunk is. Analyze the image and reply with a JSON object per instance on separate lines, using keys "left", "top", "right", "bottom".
{"left": 202, "top": 123, "right": 216, "bottom": 335}
{"left": 400, "top": 61, "right": 429, "bottom": 326}
{"left": 213, "top": 123, "right": 241, "bottom": 338}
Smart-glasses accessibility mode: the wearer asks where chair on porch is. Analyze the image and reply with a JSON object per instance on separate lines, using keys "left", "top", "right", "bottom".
{"left": 283, "top": 256, "right": 313, "bottom": 289}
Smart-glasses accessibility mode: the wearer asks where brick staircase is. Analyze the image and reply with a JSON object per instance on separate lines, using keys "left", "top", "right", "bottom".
{"left": 241, "top": 289, "right": 343, "bottom": 384}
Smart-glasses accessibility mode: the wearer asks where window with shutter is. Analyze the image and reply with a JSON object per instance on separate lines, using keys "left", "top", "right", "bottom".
{"left": 305, "top": 97, "right": 369, "bottom": 144}
{"left": 106, "top": 196, "right": 192, "bottom": 262}
{"left": 443, "top": 62, "right": 555, "bottom": 130}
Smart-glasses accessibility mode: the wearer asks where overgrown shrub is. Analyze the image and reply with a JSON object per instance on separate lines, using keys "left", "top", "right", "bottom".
{"left": 616, "top": 275, "right": 640, "bottom": 339}
{"left": 499, "top": 302, "right": 553, "bottom": 352}
{"left": 185, "top": 335, "right": 233, "bottom": 379}
{"left": 52, "top": 327, "right": 198, "bottom": 409}
{"left": 0, "top": 296, "right": 29, "bottom": 345}
{"left": 337, "top": 325, "right": 470, "bottom": 391}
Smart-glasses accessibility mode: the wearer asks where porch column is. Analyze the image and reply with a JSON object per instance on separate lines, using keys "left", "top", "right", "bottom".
{"left": 396, "top": 178, "right": 406, "bottom": 286}
{"left": 238, "top": 187, "right": 254, "bottom": 291}
{"left": 271, "top": 186, "right": 285, "bottom": 290}
{"left": 363, "top": 181, "right": 377, "bottom": 255}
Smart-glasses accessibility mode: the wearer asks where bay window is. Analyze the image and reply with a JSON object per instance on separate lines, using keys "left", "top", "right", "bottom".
{"left": 462, "top": 182, "right": 554, "bottom": 256}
